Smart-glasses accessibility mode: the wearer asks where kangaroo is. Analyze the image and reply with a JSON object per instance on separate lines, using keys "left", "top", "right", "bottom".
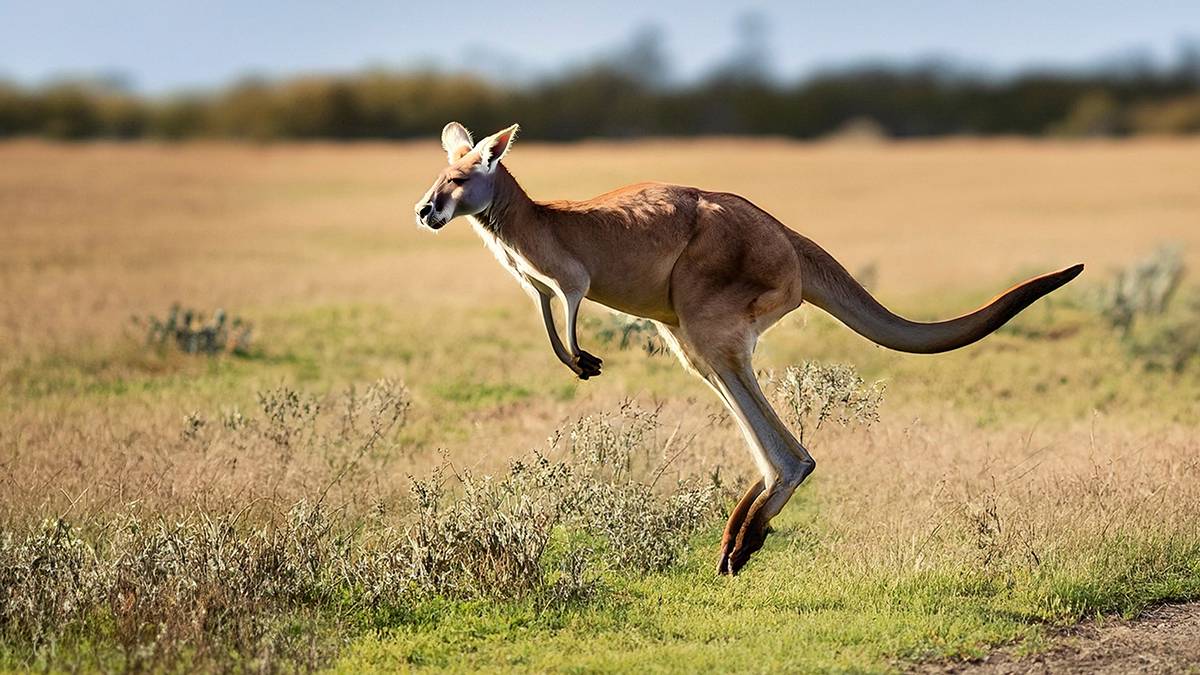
{"left": 414, "top": 122, "right": 1083, "bottom": 575}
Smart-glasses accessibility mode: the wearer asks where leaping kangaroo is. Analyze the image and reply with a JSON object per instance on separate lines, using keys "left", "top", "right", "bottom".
{"left": 414, "top": 122, "right": 1083, "bottom": 575}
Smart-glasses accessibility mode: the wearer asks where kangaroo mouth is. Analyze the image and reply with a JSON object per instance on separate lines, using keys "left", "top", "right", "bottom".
{"left": 416, "top": 215, "right": 445, "bottom": 231}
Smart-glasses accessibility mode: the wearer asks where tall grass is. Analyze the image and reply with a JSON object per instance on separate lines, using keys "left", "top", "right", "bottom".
{"left": 0, "top": 386, "right": 722, "bottom": 671}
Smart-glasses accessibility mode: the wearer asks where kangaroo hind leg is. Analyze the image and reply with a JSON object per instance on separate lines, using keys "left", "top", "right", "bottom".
{"left": 662, "top": 322, "right": 815, "bottom": 575}
{"left": 707, "top": 358, "right": 816, "bottom": 575}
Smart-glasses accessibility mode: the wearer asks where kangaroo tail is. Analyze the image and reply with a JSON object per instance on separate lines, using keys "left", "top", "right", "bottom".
{"left": 789, "top": 232, "right": 1083, "bottom": 354}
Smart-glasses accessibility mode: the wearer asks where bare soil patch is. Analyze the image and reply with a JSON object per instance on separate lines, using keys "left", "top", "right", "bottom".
{"left": 920, "top": 603, "right": 1200, "bottom": 674}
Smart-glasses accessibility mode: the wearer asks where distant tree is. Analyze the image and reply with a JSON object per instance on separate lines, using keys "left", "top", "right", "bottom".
{"left": 1, "top": 23, "right": 1198, "bottom": 141}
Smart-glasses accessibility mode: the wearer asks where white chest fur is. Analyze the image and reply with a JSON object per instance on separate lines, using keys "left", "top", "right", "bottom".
{"left": 467, "top": 216, "right": 554, "bottom": 297}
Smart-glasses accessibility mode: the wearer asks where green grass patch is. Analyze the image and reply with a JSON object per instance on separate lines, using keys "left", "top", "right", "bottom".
{"left": 333, "top": 500, "right": 1200, "bottom": 674}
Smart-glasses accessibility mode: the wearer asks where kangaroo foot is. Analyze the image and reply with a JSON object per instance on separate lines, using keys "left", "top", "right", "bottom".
{"left": 717, "top": 478, "right": 765, "bottom": 575}
{"left": 723, "top": 512, "right": 771, "bottom": 576}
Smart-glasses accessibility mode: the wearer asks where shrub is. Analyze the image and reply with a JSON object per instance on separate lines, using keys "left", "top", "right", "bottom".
{"left": 1, "top": 505, "right": 349, "bottom": 671}
{"left": 1122, "top": 298, "right": 1200, "bottom": 373}
{"left": 403, "top": 403, "right": 721, "bottom": 597}
{"left": 133, "top": 303, "right": 253, "bottom": 356}
{"left": 1099, "top": 245, "right": 1184, "bottom": 336}
{"left": 592, "top": 313, "right": 668, "bottom": 357}
{"left": 192, "top": 378, "right": 411, "bottom": 451}
{"left": 403, "top": 460, "right": 565, "bottom": 599}
{"left": 1094, "top": 245, "right": 1200, "bottom": 372}
{"left": 767, "top": 361, "right": 886, "bottom": 443}
{"left": 0, "top": 519, "right": 101, "bottom": 651}
{"left": 554, "top": 403, "right": 721, "bottom": 571}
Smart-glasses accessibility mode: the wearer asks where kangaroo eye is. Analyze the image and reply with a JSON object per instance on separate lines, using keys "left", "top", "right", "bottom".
{"left": 449, "top": 177, "right": 467, "bottom": 186}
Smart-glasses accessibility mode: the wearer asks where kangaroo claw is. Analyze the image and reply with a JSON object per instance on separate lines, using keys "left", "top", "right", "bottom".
{"left": 574, "top": 350, "right": 603, "bottom": 379}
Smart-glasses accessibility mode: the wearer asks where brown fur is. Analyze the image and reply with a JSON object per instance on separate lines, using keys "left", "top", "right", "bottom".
{"left": 416, "top": 123, "right": 1083, "bottom": 575}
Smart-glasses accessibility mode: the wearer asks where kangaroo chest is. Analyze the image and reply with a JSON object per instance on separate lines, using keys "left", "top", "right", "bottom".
{"left": 467, "top": 217, "right": 554, "bottom": 294}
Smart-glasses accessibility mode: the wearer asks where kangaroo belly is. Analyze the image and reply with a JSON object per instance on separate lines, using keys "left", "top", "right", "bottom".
{"left": 586, "top": 267, "right": 678, "bottom": 324}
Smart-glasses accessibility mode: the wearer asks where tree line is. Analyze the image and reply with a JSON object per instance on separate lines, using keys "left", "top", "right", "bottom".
{"left": 2, "top": 54, "right": 1198, "bottom": 141}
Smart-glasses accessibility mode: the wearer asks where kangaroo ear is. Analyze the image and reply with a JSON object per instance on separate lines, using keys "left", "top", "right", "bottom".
{"left": 441, "top": 122, "right": 474, "bottom": 163}
{"left": 474, "top": 124, "right": 519, "bottom": 173}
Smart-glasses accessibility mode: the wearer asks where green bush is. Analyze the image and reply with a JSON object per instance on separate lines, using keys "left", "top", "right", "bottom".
{"left": 1099, "top": 245, "right": 1185, "bottom": 335}
{"left": 767, "top": 361, "right": 886, "bottom": 443}
{"left": 133, "top": 304, "right": 253, "bottom": 356}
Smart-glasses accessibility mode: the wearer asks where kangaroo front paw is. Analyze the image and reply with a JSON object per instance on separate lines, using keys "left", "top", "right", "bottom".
{"left": 574, "top": 351, "right": 603, "bottom": 379}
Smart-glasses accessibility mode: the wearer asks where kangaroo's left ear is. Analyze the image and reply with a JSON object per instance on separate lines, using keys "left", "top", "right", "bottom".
{"left": 441, "top": 122, "right": 474, "bottom": 163}
{"left": 474, "top": 124, "right": 519, "bottom": 173}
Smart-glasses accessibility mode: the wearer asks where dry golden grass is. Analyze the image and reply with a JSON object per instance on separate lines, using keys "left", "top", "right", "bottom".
{"left": 3, "top": 137, "right": 1199, "bottom": 351}
{"left": 1, "top": 138, "right": 1198, "bottom": 672}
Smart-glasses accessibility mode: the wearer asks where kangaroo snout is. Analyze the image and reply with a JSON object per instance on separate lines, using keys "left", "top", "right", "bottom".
{"left": 414, "top": 201, "right": 443, "bottom": 229}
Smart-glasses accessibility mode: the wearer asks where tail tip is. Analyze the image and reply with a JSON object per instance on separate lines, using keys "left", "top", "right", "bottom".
{"left": 1063, "top": 263, "right": 1085, "bottom": 281}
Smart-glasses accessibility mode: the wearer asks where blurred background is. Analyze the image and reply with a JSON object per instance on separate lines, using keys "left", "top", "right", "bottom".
{"left": 2, "top": 0, "right": 1199, "bottom": 140}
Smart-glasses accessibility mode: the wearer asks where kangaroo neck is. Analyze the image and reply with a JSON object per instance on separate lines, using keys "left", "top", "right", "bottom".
{"left": 476, "top": 164, "right": 538, "bottom": 242}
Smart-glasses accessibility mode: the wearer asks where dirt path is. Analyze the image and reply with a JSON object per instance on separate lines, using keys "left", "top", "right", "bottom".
{"left": 918, "top": 603, "right": 1200, "bottom": 674}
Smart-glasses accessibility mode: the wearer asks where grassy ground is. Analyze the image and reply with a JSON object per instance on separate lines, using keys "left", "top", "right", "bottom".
{"left": 1, "top": 138, "right": 1198, "bottom": 672}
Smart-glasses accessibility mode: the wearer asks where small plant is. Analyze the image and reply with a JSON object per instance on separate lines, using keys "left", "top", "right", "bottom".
{"left": 132, "top": 303, "right": 253, "bottom": 356}
{"left": 403, "top": 460, "right": 563, "bottom": 599}
{"left": 0, "top": 505, "right": 356, "bottom": 671}
{"left": 255, "top": 383, "right": 322, "bottom": 454}
{"left": 767, "top": 361, "right": 886, "bottom": 443}
{"left": 404, "top": 403, "right": 721, "bottom": 596}
{"left": 592, "top": 313, "right": 668, "bottom": 357}
{"left": 1095, "top": 245, "right": 1200, "bottom": 371}
{"left": 0, "top": 519, "right": 101, "bottom": 651}
{"left": 1099, "top": 245, "right": 1184, "bottom": 335}
{"left": 185, "top": 378, "right": 412, "bottom": 481}
{"left": 1122, "top": 297, "right": 1200, "bottom": 372}
{"left": 553, "top": 404, "right": 721, "bottom": 571}
{"left": 536, "top": 544, "right": 600, "bottom": 611}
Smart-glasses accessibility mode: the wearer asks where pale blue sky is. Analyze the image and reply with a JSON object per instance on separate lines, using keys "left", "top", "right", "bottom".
{"left": 1, "top": 0, "right": 1198, "bottom": 92}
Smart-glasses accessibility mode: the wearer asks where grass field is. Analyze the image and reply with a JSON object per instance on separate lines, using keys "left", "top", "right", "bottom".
{"left": 1, "top": 138, "right": 1199, "bottom": 672}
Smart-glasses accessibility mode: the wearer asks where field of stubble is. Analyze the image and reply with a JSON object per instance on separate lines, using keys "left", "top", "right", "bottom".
{"left": 1, "top": 138, "right": 1199, "bottom": 673}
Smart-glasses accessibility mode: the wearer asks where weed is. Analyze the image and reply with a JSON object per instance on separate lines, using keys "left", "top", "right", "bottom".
{"left": 1122, "top": 299, "right": 1200, "bottom": 372}
{"left": 185, "top": 378, "right": 411, "bottom": 477}
{"left": 403, "top": 461, "right": 562, "bottom": 599}
{"left": 1099, "top": 245, "right": 1184, "bottom": 335}
{"left": 132, "top": 303, "right": 254, "bottom": 356}
{"left": 767, "top": 361, "right": 886, "bottom": 443}
{"left": 1094, "top": 245, "right": 1200, "bottom": 371}
{"left": 553, "top": 404, "right": 721, "bottom": 571}
{"left": 402, "top": 403, "right": 721, "bottom": 598}
{"left": 592, "top": 313, "right": 668, "bottom": 357}
{"left": 0, "top": 519, "right": 99, "bottom": 651}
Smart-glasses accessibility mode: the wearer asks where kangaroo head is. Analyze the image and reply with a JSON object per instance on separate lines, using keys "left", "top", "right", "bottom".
{"left": 414, "top": 122, "right": 519, "bottom": 230}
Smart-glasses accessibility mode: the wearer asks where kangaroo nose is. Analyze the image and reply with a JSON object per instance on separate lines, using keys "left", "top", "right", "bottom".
{"left": 417, "top": 203, "right": 433, "bottom": 218}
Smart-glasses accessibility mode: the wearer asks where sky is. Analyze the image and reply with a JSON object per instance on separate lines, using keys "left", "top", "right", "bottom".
{"left": 1, "top": 0, "right": 1198, "bottom": 93}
